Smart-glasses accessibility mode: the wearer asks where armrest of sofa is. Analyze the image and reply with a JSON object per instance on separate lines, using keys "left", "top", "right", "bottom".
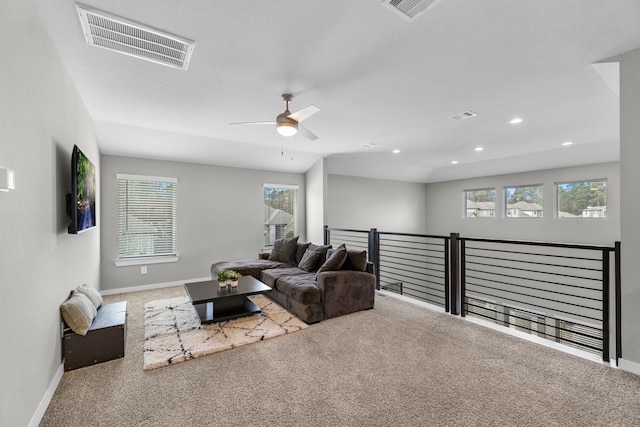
{"left": 316, "top": 270, "right": 375, "bottom": 319}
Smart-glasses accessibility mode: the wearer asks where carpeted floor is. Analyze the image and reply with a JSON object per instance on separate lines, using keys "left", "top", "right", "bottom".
{"left": 41, "top": 286, "right": 640, "bottom": 426}
{"left": 143, "top": 294, "right": 307, "bottom": 370}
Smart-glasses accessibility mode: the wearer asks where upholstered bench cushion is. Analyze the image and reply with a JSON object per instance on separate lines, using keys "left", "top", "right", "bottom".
{"left": 211, "top": 259, "right": 289, "bottom": 280}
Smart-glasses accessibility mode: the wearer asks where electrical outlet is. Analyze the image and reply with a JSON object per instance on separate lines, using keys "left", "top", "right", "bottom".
{"left": 141, "top": 266, "right": 147, "bottom": 275}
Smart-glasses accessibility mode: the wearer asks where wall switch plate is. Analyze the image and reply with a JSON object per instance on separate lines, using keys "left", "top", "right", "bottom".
{"left": 141, "top": 266, "right": 147, "bottom": 275}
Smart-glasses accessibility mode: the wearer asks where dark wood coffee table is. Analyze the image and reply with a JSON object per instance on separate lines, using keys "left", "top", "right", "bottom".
{"left": 184, "top": 275, "right": 272, "bottom": 324}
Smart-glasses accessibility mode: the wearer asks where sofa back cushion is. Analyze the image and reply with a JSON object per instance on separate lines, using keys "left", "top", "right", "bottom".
{"left": 316, "top": 244, "right": 347, "bottom": 277}
{"left": 268, "top": 236, "right": 299, "bottom": 264}
{"left": 342, "top": 250, "right": 368, "bottom": 272}
{"left": 308, "top": 243, "right": 331, "bottom": 258}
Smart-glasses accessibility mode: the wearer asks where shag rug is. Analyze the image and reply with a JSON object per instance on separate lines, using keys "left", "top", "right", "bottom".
{"left": 143, "top": 294, "right": 308, "bottom": 370}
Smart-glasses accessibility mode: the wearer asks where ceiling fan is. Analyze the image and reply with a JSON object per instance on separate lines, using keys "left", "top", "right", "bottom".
{"left": 230, "top": 94, "right": 320, "bottom": 141}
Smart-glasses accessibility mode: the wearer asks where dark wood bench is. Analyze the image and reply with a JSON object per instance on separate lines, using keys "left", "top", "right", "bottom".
{"left": 63, "top": 301, "right": 127, "bottom": 371}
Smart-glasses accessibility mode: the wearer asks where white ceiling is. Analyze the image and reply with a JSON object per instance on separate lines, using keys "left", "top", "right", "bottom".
{"left": 33, "top": 0, "right": 640, "bottom": 183}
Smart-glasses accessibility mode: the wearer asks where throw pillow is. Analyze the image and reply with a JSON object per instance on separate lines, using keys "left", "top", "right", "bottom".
{"left": 308, "top": 243, "right": 332, "bottom": 259}
{"left": 268, "top": 236, "right": 299, "bottom": 264}
{"left": 298, "top": 249, "right": 322, "bottom": 272}
{"left": 316, "top": 244, "right": 347, "bottom": 277}
{"left": 295, "top": 242, "right": 311, "bottom": 265}
{"left": 76, "top": 283, "right": 103, "bottom": 309}
{"left": 60, "top": 291, "right": 97, "bottom": 336}
{"left": 342, "top": 250, "right": 368, "bottom": 272}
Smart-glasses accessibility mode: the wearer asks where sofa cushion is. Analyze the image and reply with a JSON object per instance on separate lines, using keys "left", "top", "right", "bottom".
{"left": 268, "top": 236, "right": 299, "bottom": 264}
{"left": 76, "top": 283, "right": 103, "bottom": 309}
{"left": 60, "top": 291, "right": 97, "bottom": 336}
{"left": 211, "top": 259, "right": 289, "bottom": 280}
{"left": 298, "top": 249, "right": 322, "bottom": 272}
{"left": 261, "top": 267, "right": 309, "bottom": 288}
{"left": 342, "top": 250, "right": 368, "bottom": 272}
{"left": 277, "top": 274, "right": 322, "bottom": 305}
{"left": 295, "top": 242, "right": 311, "bottom": 264}
{"left": 308, "top": 243, "right": 331, "bottom": 258}
{"left": 317, "top": 244, "right": 347, "bottom": 277}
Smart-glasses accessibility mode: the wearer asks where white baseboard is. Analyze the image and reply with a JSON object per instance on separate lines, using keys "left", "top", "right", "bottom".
{"left": 100, "top": 277, "right": 210, "bottom": 296}
{"left": 618, "top": 358, "right": 640, "bottom": 375}
{"left": 29, "top": 362, "right": 64, "bottom": 427}
{"left": 378, "top": 289, "right": 447, "bottom": 314}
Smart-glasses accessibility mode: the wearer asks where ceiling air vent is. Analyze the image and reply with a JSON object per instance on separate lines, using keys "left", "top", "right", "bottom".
{"left": 382, "top": 0, "right": 443, "bottom": 22}
{"left": 75, "top": 3, "right": 195, "bottom": 70}
{"left": 449, "top": 111, "right": 477, "bottom": 121}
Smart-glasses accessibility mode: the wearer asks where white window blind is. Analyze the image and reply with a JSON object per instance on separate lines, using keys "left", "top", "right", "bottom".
{"left": 263, "top": 183, "right": 298, "bottom": 247}
{"left": 118, "top": 174, "right": 177, "bottom": 260}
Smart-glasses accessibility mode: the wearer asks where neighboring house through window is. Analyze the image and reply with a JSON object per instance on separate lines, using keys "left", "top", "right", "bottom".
{"left": 116, "top": 174, "right": 178, "bottom": 266}
{"left": 264, "top": 183, "right": 297, "bottom": 247}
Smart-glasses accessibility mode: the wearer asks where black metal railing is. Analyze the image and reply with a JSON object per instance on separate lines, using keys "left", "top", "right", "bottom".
{"left": 459, "top": 237, "right": 618, "bottom": 362}
{"left": 323, "top": 225, "right": 621, "bottom": 363}
{"left": 324, "top": 227, "right": 451, "bottom": 312}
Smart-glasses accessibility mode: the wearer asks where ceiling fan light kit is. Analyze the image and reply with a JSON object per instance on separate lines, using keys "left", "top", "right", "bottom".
{"left": 230, "top": 94, "right": 319, "bottom": 141}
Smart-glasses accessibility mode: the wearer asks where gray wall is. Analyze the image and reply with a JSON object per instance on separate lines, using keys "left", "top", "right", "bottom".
{"left": 618, "top": 47, "right": 640, "bottom": 368}
{"left": 327, "top": 174, "right": 429, "bottom": 233}
{"left": 100, "top": 155, "right": 305, "bottom": 291}
{"left": 425, "top": 162, "right": 620, "bottom": 245}
{"left": 0, "top": 2, "right": 101, "bottom": 425}
{"left": 305, "top": 157, "right": 327, "bottom": 244}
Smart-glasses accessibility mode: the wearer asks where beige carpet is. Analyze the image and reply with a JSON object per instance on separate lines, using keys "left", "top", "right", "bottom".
{"left": 40, "top": 286, "right": 640, "bottom": 426}
{"left": 143, "top": 294, "right": 308, "bottom": 370}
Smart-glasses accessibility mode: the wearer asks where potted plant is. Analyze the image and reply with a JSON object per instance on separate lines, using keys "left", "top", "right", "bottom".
{"left": 216, "top": 270, "right": 229, "bottom": 287}
{"left": 227, "top": 270, "right": 242, "bottom": 287}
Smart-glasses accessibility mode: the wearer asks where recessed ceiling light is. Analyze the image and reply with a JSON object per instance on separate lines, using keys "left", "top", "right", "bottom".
{"left": 509, "top": 118, "right": 523, "bottom": 124}
{"left": 392, "top": 149, "right": 401, "bottom": 154}
{"left": 451, "top": 160, "right": 459, "bottom": 164}
{"left": 561, "top": 141, "right": 573, "bottom": 146}
{"left": 474, "top": 146, "right": 484, "bottom": 152}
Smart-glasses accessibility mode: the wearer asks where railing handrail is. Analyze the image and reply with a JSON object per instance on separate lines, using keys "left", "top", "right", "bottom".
{"left": 460, "top": 236, "right": 615, "bottom": 252}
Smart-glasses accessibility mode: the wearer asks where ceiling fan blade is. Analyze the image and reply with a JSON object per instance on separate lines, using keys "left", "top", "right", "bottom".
{"left": 229, "top": 121, "right": 276, "bottom": 125}
{"left": 288, "top": 105, "right": 319, "bottom": 122}
{"left": 298, "top": 124, "right": 319, "bottom": 141}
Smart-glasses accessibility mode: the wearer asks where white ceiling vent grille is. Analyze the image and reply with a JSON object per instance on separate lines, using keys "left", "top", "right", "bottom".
{"left": 75, "top": 4, "right": 195, "bottom": 70}
{"left": 449, "top": 111, "right": 477, "bottom": 121}
{"left": 382, "top": 0, "right": 443, "bottom": 22}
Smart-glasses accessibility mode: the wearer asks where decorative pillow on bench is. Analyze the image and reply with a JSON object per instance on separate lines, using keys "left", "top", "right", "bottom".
{"left": 60, "top": 291, "right": 97, "bottom": 336}
{"left": 76, "top": 283, "right": 103, "bottom": 309}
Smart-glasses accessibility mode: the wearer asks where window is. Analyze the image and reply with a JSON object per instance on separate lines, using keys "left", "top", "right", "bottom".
{"left": 464, "top": 188, "right": 496, "bottom": 218}
{"left": 117, "top": 174, "right": 177, "bottom": 264}
{"left": 505, "top": 306, "right": 546, "bottom": 338}
{"left": 264, "top": 183, "right": 298, "bottom": 247}
{"left": 556, "top": 179, "right": 607, "bottom": 219}
{"left": 505, "top": 184, "right": 543, "bottom": 218}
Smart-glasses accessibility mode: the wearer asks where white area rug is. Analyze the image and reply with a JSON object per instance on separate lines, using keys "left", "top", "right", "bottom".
{"left": 143, "top": 294, "right": 308, "bottom": 370}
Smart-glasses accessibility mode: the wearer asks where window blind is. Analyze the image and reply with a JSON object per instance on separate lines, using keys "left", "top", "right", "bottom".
{"left": 117, "top": 174, "right": 177, "bottom": 259}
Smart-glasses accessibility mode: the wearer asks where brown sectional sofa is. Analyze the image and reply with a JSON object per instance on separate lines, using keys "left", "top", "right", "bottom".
{"left": 211, "top": 238, "right": 376, "bottom": 323}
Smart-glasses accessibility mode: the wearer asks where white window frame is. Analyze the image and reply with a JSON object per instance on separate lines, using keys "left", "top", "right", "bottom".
{"left": 115, "top": 174, "right": 179, "bottom": 267}
{"left": 263, "top": 183, "right": 298, "bottom": 248}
